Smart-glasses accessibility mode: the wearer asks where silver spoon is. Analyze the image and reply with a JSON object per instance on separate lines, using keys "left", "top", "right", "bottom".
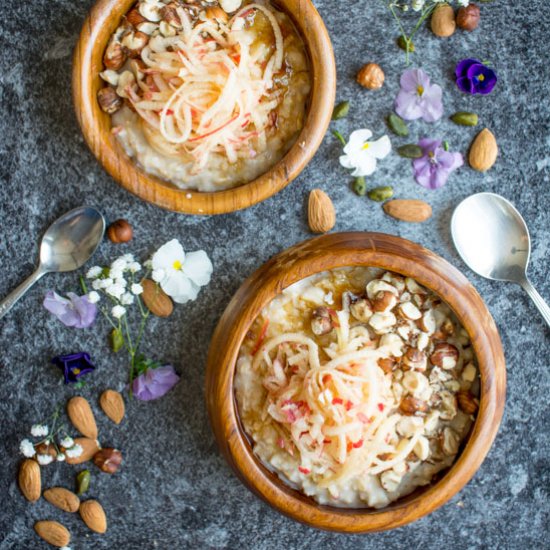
{"left": 451, "top": 192, "right": 550, "bottom": 328}
{"left": 0, "top": 206, "right": 105, "bottom": 320}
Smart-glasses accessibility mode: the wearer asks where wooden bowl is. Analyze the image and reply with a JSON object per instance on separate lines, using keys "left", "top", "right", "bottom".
{"left": 73, "top": 0, "right": 336, "bottom": 215}
{"left": 206, "top": 232, "right": 506, "bottom": 533}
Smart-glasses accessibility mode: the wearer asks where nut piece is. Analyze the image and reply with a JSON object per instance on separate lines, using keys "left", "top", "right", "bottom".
{"left": 206, "top": 6, "right": 229, "bottom": 22}
{"left": 67, "top": 397, "right": 98, "bottom": 440}
{"left": 121, "top": 30, "right": 149, "bottom": 57}
{"left": 161, "top": 3, "right": 182, "bottom": 28}
{"left": 97, "top": 87, "right": 122, "bottom": 115}
{"left": 456, "top": 3, "right": 480, "bottom": 31}
{"left": 397, "top": 301, "right": 422, "bottom": 321}
{"left": 311, "top": 307, "right": 333, "bottom": 335}
{"left": 457, "top": 391, "right": 479, "bottom": 415}
{"left": 107, "top": 219, "right": 133, "bottom": 243}
{"left": 99, "top": 389, "right": 125, "bottom": 424}
{"left": 356, "top": 63, "right": 385, "bottom": 90}
{"left": 402, "top": 347, "right": 427, "bottom": 372}
{"left": 371, "top": 290, "right": 397, "bottom": 313}
{"left": 377, "top": 357, "right": 396, "bottom": 374}
{"left": 369, "top": 311, "right": 397, "bottom": 334}
{"left": 399, "top": 396, "right": 429, "bottom": 416}
{"left": 44, "top": 487, "right": 80, "bottom": 513}
{"left": 469, "top": 128, "right": 498, "bottom": 172}
{"left": 441, "top": 427, "right": 460, "bottom": 456}
{"left": 366, "top": 279, "right": 398, "bottom": 301}
{"left": 141, "top": 279, "right": 174, "bottom": 317}
{"left": 103, "top": 38, "right": 127, "bottom": 70}
{"left": 308, "top": 189, "right": 336, "bottom": 234}
{"left": 93, "top": 448, "right": 123, "bottom": 474}
{"left": 18, "top": 459, "right": 41, "bottom": 502}
{"left": 220, "top": 0, "right": 242, "bottom": 12}
{"left": 418, "top": 309, "right": 436, "bottom": 334}
{"left": 350, "top": 297, "right": 373, "bottom": 322}
{"left": 79, "top": 500, "right": 108, "bottom": 534}
{"left": 383, "top": 199, "right": 432, "bottom": 223}
{"left": 65, "top": 438, "right": 101, "bottom": 465}
{"left": 431, "top": 3, "right": 456, "bottom": 37}
{"left": 430, "top": 343, "right": 459, "bottom": 370}
{"left": 35, "top": 441, "right": 58, "bottom": 461}
{"left": 34, "top": 521, "right": 71, "bottom": 548}
{"left": 126, "top": 7, "right": 147, "bottom": 26}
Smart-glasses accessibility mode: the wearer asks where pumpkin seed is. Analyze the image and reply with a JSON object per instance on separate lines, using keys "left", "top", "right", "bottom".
{"left": 368, "top": 186, "right": 394, "bottom": 202}
{"left": 397, "top": 144, "right": 423, "bottom": 158}
{"left": 109, "top": 328, "right": 124, "bottom": 353}
{"left": 450, "top": 111, "right": 478, "bottom": 126}
{"left": 76, "top": 470, "right": 91, "bottom": 496}
{"left": 352, "top": 177, "right": 367, "bottom": 196}
{"left": 387, "top": 113, "right": 409, "bottom": 137}
{"left": 332, "top": 101, "right": 350, "bottom": 120}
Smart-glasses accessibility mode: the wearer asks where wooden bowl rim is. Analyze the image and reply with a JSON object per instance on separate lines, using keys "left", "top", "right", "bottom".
{"left": 72, "top": 0, "right": 336, "bottom": 215}
{"left": 206, "top": 232, "right": 506, "bottom": 533}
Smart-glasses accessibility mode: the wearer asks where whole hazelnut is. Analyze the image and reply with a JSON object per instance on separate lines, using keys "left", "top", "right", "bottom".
{"left": 107, "top": 219, "right": 133, "bottom": 244}
{"left": 456, "top": 3, "right": 480, "bottom": 31}
{"left": 356, "top": 63, "right": 385, "bottom": 90}
{"left": 97, "top": 87, "right": 122, "bottom": 115}
{"left": 93, "top": 448, "right": 123, "bottom": 474}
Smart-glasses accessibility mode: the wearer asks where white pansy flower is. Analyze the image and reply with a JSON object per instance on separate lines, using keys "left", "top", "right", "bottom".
{"left": 65, "top": 444, "right": 83, "bottom": 458}
{"left": 30, "top": 424, "right": 48, "bottom": 437}
{"left": 339, "top": 129, "right": 391, "bottom": 177}
{"left": 37, "top": 454, "right": 54, "bottom": 466}
{"left": 128, "top": 261, "right": 142, "bottom": 273}
{"left": 152, "top": 268, "right": 165, "bottom": 283}
{"left": 86, "top": 266, "right": 102, "bottom": 279}
{"left": 131, "top": 283, "right": 144, "bottom": 295}
{"left": 20, "top": 439, "right": 36, "bottom": 458}
{"left": 60, "top": 436, "right": 74, "bottom": 448}
{"left": 106, "top": 283, "right": 125, "bottom": 299}
{"left": 151, "top": 239, "right": 213, "bottom": 304}
{"left": 88, "top": 291, "right": 100, "bottom": 304}
{"left": 120, "top": 293, "right": 134, "bottom": 306}
{"left": 112, "top": 305, "right": 126, "bottom": 319}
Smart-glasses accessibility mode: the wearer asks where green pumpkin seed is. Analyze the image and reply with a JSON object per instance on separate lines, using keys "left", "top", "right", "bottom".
{"left": 76, "top": 470, "right": 91, "bottom": 495}
{"left": 397, "top": 35, "right": 415, "bottom": 52}
{"left": 450, "top": 111, "right": 479, "bottom": 126}
{"left": 352, "top": 177, "right": 367, "bottom": 196}
{"left": 110, "top": 328, "right": 124, "bottom": 353}
{"left": 397, "top": 144, "right": 423, "bottom": 159}
{"left": 367, "top": 186, "right": 394, "bottom": 202}
{"left": 332, "top": 130, "right": 346, "bottom": 146}
{"left": 443, "top": 140, "right": 450, "bottom": 151}
{"left": 387, "top": 113, "right": 409, "bottom": 137}
{"left": 332, "top": 101, "right": 350, "bottom": 120}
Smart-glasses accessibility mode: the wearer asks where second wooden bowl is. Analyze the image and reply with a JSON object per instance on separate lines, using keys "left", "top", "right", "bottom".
{"left": 206, "top": 232, "right": 506, "bottom": 532}
{"left": 73, "top": 0, "right": 336, "bottom": 215}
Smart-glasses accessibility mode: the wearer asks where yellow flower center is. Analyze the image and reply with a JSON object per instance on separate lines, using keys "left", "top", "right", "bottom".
{"left": 362, "top": 143, "right": 370, "bottom": 150}
{"left": 173, "top": 260, "right": 183, "bottom": 270}
{"left": 73, "top": 368, "right": 81, "bottom": 375}
{"left": 477, "top": 74, "right": 485, "bottom": 82}
{"left": 417, "top": 85, "right": 424, "bottom": 96}
{"left": 428, "top": 151, "right": 435, "bottom": 159}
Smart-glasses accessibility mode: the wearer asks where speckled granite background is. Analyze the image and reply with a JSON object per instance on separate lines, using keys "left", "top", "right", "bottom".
{"left": 0, "top": 0, "right": 549, "bottom": 548}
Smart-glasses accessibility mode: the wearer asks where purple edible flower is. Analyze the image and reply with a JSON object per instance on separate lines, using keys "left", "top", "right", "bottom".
{"left": 43, "top": 291, "right": 97, "bottom": 328}
{"left": 52, "top": 352, "right": 96, "bottom": 384}
{"left": 395, "top": 69, "right": 443, "bottom": 122}
{"left": 132, "top": 365, "right": 180, "bottom": 401}
{"left": 455, "top": 59, "right": 497, "bottom": 95}
{"left": 412, "top": 138, "right": 464, "bottom": 189}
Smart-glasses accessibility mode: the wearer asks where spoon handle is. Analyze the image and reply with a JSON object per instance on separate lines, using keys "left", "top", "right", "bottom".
{"left": 0, "top": 269, "right": 46, "bottom": 320}
{"left": 521, "top": 279, "right": 550, "bottom": 328}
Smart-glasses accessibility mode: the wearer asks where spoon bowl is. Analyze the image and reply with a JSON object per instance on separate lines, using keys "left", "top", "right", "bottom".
{"left": 0, "top": 206, "right": 105, "bottom": 319}
{"left": 452, "top": 192, "right": 550, "bottom": 328}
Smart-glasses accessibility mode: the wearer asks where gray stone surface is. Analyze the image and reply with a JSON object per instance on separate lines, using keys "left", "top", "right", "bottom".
{"left": 0, "top": 0, "right": 549, "bottom": 548}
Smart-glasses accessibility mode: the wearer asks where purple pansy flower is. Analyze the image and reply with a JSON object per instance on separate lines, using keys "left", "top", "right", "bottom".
{"left": 412, "top": 138, "right": 464, "bottom": 189}
{"left": 52, "top": 352, "right": 96, "bottom": 384}
{"left": 132, "top": 365, "right": 180, "bottom": 401}
{"left": 43, "top": 291, "right": 97, "bottom": 328}
{"left": 395, "top": 69, "right": 443, "bottom": 122}
{"left": 455, "top": 59, "right": 497, "bottom": 95}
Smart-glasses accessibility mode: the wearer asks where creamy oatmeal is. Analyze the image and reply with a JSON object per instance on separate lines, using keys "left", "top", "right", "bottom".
{"left": 98, "top": 0, "right": 311, "bottom": 191}
{"left": 235, "top": 268, "right": 480, "bottom": 509}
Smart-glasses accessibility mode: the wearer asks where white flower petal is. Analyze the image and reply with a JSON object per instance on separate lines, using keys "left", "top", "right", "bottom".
{"left": 152, "top": 268, "right": 166, "bottom": 283}
{"left": 111, "top": 305, "right": 126, "bottom": 319}
{"left": 346, "top": 129, "right": 373, "bottom": 153}
{"left": 86, "top": 266, "right": 102, "bottom": 279}
{"left": 369, "top": 135, "right": 392, "bottom": 159}
{"left": 183, "top": 251, "right": 213, "bottom": 287}
{"left": 131, "top": 283, "right": 143, "bottom": 295}
{"left": 172, "top": 282, "right": 201, "bottom": 304}
{"left": 339, "top": 154, "right": 355, "bottom": 170}
{"left": 87, "top": 291, "right": 100, "bottom": 304}
{"left": 160, "top": 270, "right": 192, "bottom": 298}
{"left": 352, "top": 155, "right": 377, "bottom": 177}
{"left": 152, "top": 239, "right": 185, "bottom": 271}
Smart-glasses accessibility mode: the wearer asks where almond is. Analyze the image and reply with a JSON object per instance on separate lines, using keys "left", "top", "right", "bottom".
{"left": 44, "top": 487, "right": 80, "bottom": 513}
{"left": 99, "top": 389, "right": 125, "bottom": 424}
{"left": 431, "top": 3, "right": 456, "bottom": 37}
{"left": 141, "top": 279, "right": 174, "bottom": 317}
{"left": 469, "top": 128, "right": 498, "bottom": 172}
{"left": 308, "top": 189, "right": 336, "bottom": 233}
{"left": 18, "top": 459, "right": 41, "bottom": 502}
{"left": 80, "top": 500, "right": 108, "bottom": 533}
{"left": 67, "top": 396, "right": 98, "bottom": 439}
{"left": 65, "top": 437, "right": 101, "bottom": 465}
{"left": 383, "top": 199, "right": 432, "bottom": 223}
{"left": 34, "top": 520, "right": 71, "bottom": 548}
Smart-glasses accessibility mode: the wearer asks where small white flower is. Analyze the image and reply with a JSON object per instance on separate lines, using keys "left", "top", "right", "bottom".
{"left": 152, "top": 268, "right": 165, "bottom": 283}
{"left": 60, "top": 546, "right": 72, "bottom": 550}
{"left": 116, "top": 277, "right": 128, "bottom": 288}
{"left": 120, "top": 293, "right": 134, "bottom": 306}
{"left": 99, "top": 277, "right": 114, "bottom": 289}
{"left": 106, "top": 283, "right": 125, "bottom": 299}
{"left": 87, "top": 291, "right": 100, "bottom": 304}
{"left": 65, "top": 444, "right": 83, "bottom": 459}
{"left": 131, "top": 283, "right": 143, "bottom": 295}
{"left": 20, "top": 439, "right": 36, "bottom": 458}
{"left": 122, "top": 253, "right": 135, "bottom": 263}
{"left": 56, "top": 454, "right": 66, "bottom": 462}
{"left": 91, "top": 279, "right": 103, "bottom": 291}
{"left": 86, "top": 266, "right": 103, "bottom": 279}
{"left": 411, "top": 0, "right": 425, "bottom": 11}
{"left": 111, "top": 258, "right": 128, "bottom": 272}
{"left": 144, "top": 259, "right": 153, "bottom": 269}
{"left": 339, "top": 129, "right": 391, "bottom": 177}
{"left": 60, "top": 436, "right": 74, "bottom": 448}
{"left": 109, "top": 269, "right": 124, "bottom": 281}
{"left": 30, "top": 424, "right": 49, "bottom": 437}
{"left": 128, "top": 261, "right": 142, "bottom": 273}
{"left": 151, "top": 239, "right": 213, "bottom": 304}
{"left": 112, "top": 305, "right": 127, "bottom": 319}
{"left": 37, "top": 454, "right": 54, "bottom": 466}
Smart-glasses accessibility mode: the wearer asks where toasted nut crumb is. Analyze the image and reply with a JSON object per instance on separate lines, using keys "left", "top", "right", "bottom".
{"left": 430, "top": 342, "right": 459, "bottom": 370}
{"left": 97, "top": 87, "right": 122, "bottom": 115}
{"left": 311, "top": 307, "right": 332, "bottom": 336}
{"left": 399, "top": 396, "right": 429, "bottom": 416}
{"left": 457, "top": 391, "right": 479, "bottom": 414}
